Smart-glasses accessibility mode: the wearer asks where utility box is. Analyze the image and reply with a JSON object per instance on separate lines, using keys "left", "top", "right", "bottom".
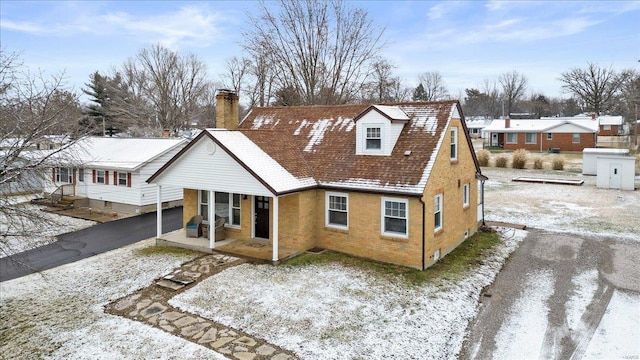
{"left": 582, "top": 148, "right": 629, "bottom": 175}
{"left": 596, "top": 156, "right": 636, "bottom": 191}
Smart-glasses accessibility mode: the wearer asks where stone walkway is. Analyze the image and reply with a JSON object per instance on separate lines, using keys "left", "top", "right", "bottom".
{"left": 105, "top": 253, "right": 298, "bottom": 360}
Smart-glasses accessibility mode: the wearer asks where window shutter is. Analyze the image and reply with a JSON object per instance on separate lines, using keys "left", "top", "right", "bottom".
{"left": 72, "top": 169, "right": 76, "bottom": 185}
{"left": 113, "top": 171, "right": 117, "bottom": 186}
{"left": 93, "top": 170, "right": 96, "bottom": 183}
{"left": 105, "top": 171, "right": 109, "bottom": 185}
{"left": 127, "top": 173, "right": 132, "bottom": 187}
{"left": 52, "top": 168, "right": 56, "bottom": 182}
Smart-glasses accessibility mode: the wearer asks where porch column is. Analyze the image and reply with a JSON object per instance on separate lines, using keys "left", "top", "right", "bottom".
{"left": 272, "top": 195, "right": 279, "bottom": 262}
{"left": 156, "top": 185, "right": 162, "bottom": 238}
{"left": 209, "top": 190, "right": 215, "bottom": 249}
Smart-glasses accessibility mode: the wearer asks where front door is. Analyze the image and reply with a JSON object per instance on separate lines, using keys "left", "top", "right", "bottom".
{"left": 609, "top": 163, "right": 621, "bottom": 189}
{"left": 254, "top": 196, "right": 270, "bottom": 239}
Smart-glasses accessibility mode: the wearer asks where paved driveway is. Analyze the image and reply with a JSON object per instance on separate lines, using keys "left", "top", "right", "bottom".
{"left": 460, "top": 228, "right": 640, "bottom": 359}
{"left": 0, "top": 207, "right": 183, "bottom": 282}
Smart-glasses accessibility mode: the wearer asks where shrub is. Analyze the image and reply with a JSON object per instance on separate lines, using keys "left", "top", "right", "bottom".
{"left": 512, "top": 149, "right": 528, "bottom": 169}
{"left": 552, "top": 156, "right": 565, "bottom": 170}
{"left": 477, "top": 149, "right": 491, "bottom": 167}
{"left": 495, "top": 155, "right": 508, "bottom": 168}
{"left": 532, "top": 156, "right": 544, "bottom": 169}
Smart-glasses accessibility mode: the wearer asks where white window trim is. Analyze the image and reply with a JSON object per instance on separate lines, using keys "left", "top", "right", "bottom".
{"left": 96, "top": 170, "right": 105, "bottom": 184}
{"left": 525, "top": 133, "right": 537, "bottom": 144}
{"left": 117, "top": 172, "right": 128, "bottom": 186}
{"left": 78, "top": 168, "right": 84, "bottom": 182}
{"left": 363, "top": 124, "right": 385, "bottom": 155}
{"left": 463, "top": 183, "right": 470, "bottom": 208}
{"left": 381, "top": 197, "right": 409, "bottom": 238}
{"left": 230, "top": 193, "right": 241, "bottom": 227}
{"left": 450, "top": 126, "right": 458, "bottom": 161}
{"left": 572, "top": 133, "right": 580, "bottom": 143}
{"left": 199, "top": 190, "right": 209, "bottom": 221}
{"left": 434, "top": 194, "right": 443, "bottom": 232}
{"left": 325, "top": 192, "right": 349, "bottom": 229}
{"left": 506, "top": 133, "right": 517, "bottom": 144}
{"left": 56, "top": 167, "right": 71, "bottom": 183}
{"left": 546, "top": 133, "right": 553, "bottom": 140}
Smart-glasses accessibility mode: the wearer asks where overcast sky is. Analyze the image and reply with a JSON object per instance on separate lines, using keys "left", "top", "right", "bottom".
{"left": 1, "top": 0, "right": 639, "bottom": 104}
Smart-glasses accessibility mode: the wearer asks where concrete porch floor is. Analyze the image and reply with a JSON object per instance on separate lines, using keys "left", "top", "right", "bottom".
{"left": 156, "top": 229, "right": 302, "bottom": 263}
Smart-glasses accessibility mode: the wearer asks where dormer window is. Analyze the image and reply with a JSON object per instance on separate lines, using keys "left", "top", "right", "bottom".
{"left": 366, "top": 127, "right": 382, "bottom": 150}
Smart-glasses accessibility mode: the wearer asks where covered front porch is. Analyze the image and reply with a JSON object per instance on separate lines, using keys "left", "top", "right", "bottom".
{"left": 155, "top": 228, "right": 301, "bottom": 263}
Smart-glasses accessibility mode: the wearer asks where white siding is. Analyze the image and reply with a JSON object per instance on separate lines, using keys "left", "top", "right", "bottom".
{"left": 596, "top": 156, "right": 636, "bottom": 191}
{"left": 355, "top": 112, "right": 405, "bottom": 156}
{"left": 139, "top": 145, "right": 186, "bottom": 205}
{"left": 152, "top": 138, "right": 274, "bottom": 196}
{"left": 582, "top": 148, "right": 629, "bottom": 175}
{"left": 550, "top": 123, "right": 595, "bottom": 133}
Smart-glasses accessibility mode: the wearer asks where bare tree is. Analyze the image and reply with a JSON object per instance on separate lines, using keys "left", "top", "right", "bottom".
{"left": 242, "top": 0, "right": 385, "bottom": 105}
{"left": 560, "top": 63, "right": 633, "bottom": 116}
{"left": 413, "top": 71, "right": 450, "bottom": 101}
{"left": 1, "top": 49, "right": 93, "bottom": 258}
{"left": 498, "top": 70, "right": 527, "bottom": 116}
{"left": 360, "top": 59, "right": 409, "bottom": 103}
{"left": 118, "top": 44, "right": 212, "bottom": 132}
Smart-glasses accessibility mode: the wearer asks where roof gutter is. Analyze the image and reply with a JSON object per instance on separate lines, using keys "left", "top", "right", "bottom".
{"left": 420, "top": 196, "right": 426, "bottom": 270}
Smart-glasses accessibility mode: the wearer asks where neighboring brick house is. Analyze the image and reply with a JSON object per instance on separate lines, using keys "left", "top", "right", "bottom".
{"left": 148, "top": 91, "right": 486, "bottom": 270}
{"left": 484, "top": 117, "right": 599, "bottom": 152}
{"left": 597, "top": 115, "right": 623, "bottom": 136}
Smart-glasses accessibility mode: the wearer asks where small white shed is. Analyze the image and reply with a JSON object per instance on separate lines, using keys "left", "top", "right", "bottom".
{"left": 596, "top": 156, "right": 636, "bottom": 191}
{"left": 582, "top": 148, "right": 629, "bottom": 175}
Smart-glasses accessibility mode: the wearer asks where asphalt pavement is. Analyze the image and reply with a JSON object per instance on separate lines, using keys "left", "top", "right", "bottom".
{"left": 0, "top": 207, "right": 183, "bottom": 282}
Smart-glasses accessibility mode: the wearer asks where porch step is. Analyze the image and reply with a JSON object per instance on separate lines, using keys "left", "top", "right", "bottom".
{"left": 155, "top": 270, "right": 202, "bottom": 291}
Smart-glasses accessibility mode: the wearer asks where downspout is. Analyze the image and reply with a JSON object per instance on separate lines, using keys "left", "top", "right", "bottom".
{"left": 420, "top": 197, "right": 426, "bottom": 270}
{"left": 482, "top": 179, "right": 486, "bottom": 226}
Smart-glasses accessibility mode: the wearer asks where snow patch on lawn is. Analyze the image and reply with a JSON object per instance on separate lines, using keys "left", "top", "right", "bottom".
{"left": 171, "top": 229, "right": 527, "bottom": 359}
{"left": 493, "top": 270, "right": 554, "bottom": 360}
{"left": 0, "top": 239, "right": 220, "bottom": 360}
{"left": 583, "top": 290, "right": 640, "bottom": 359}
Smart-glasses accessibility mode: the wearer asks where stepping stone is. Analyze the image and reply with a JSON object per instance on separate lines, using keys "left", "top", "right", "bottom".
{"left": 156, "top": 279, "right": 185, "bottom": 291}
{"left": 234, "top": 346, "right": 248, "bottom": 352}
{"left": 198, "top": 328, "right": 218, "bottom": 344}
{"left": 256, "top": 345, "right": 276, "bottom": 356}
{"left": 147, "top": 315, "right": 159, "bottom": 324}
{"left": 160, "top": 311, "right": 185, "bottom": 321}
{"left": 151, "top": 294, "right": 164, "bottom": 300}
{"left": 211, "top": 336, "right": 234, "bottom": 349}
{"left": 233, "top": 336, "right": 257, "bottom": 347}
{"left": 233, "top": 352, "right": 256, "bottom": 360}
{"left": 160, "top": 324, "right": 176, "bottom": 332}
{"left": 141, "top": 303, "right": 167, "bottom": 318}
{"left": 136, "top": 299, "right": 152, "bottom": 310}
{"left": 218, "top": 346, "right": 232, "bottom": 354}
{"left": 181, "top": 322, "right": 211, "bottom": 338}
{"left": 198, "top": 264, "right": 211, "bottom": 273}
{"left": 271, "top": 354, "right": 291, "bottom": 360}
{"left": 113, "top": 294, "right": 141, "bottom": 311}
{"left": 173, "top": 315, "right": 197, "bottom": 328}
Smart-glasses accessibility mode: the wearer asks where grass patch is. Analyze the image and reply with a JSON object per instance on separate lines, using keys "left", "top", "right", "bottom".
{"left": 284, "top": 230, "right": 501, "bottom": 285}
{"left": 134, "top": 245, "right": 202, "bottom": 257}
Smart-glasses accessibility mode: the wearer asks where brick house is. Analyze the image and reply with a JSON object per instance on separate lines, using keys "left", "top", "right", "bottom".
{"left": 597, "top": 115, "right": 623, "bottom": 136}
{"left": 484, "top": 117, "right": 598, "bottom": 152}
{"left": 148, "top": 91, "right": 486, "bottom": 270}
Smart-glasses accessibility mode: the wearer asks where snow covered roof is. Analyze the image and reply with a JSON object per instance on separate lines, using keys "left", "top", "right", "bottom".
{"left": 208, "top": 130, "right": 317, "bottom": 194}
{"left": 484, "top": 118, "right": 599, "bottom": 133}
{"left": 52, "top": 137, "right": 188, "bottom": 170}
{"left": 466, "top": 119, "right": 493, "bottom": 129}
{"left": 149, "top": 101, "right": 478, "bottom": 196}
{"left": 597, "top": 116, "right": 623, "bottom": 126}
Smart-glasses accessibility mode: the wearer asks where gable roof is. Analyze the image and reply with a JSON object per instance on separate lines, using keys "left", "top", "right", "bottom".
{"left": 148, "top": 100, "right": 480, "bottom": 196}
{"left": 50, "top": 137, "right": 188, "bottom": 171}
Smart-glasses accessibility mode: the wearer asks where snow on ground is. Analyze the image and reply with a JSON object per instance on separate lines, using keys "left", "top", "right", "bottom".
{"left": 492, "top": 270, "right": 555, "bottom": 360}
{"left": 171, "top": 229, "right": 527, "bottom": 360}
{"left": 583, "top": 290, "right": 640, "bottom": 359}
{"left": 0, "top": 204, "right": 96, "bottom": 258}
{"left": 0, "top": 239, "right": 224, "bottom": 360}
{"left": 483, "top": 167, "right": 640, "bottom": 241}
{"left": 566, "top": 269, "right": 599, "bottom": 333}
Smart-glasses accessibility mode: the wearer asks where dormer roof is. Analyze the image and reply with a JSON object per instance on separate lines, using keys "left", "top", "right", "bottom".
{"left": 354, "top": 105, "right": 410, "bottom": 123}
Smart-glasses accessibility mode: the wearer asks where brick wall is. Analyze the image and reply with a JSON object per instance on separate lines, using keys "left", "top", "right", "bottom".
{"left": 423, "top": 118, "right": 479, "bottom": 268}
{"left": 315, "top": 191, "right": 424, "bottom": 269}
{"left": 599, "top": 125, "right": 619, "bottom": 136}
{"left": 503, "top": 132, "right": 596, "bottom": 152}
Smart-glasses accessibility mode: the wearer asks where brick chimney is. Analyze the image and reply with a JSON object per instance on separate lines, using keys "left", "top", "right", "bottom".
{"left": 505, "top": 117, "right": 511, "bottom": 128}
{"left": 215, "top": 89, "right": 239, "bottom": 130}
